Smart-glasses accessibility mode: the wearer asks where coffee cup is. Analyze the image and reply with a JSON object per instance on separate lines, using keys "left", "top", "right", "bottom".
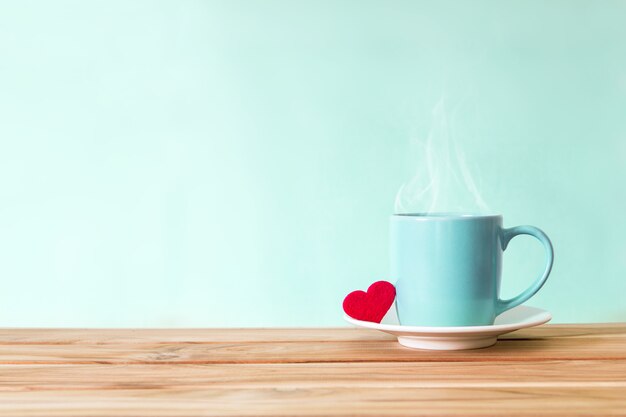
{"left": 390, "top": 213, "right": 553, "bottom": 326}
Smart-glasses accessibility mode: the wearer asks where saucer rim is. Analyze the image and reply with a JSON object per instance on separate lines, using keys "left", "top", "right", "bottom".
{"left": 343, "top": 305, "right": 552, "bottom": 335}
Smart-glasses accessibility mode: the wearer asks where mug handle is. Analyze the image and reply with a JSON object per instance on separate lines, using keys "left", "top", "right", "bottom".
{"left": 496, "top": 225, "right": 554, "bottom": 315}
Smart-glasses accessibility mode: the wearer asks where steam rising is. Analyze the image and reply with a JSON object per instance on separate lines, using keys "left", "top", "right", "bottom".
{"left": 394, "top": 96, "right": 490, "bottom": 215}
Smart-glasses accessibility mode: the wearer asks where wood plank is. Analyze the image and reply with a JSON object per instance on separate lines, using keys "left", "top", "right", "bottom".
{"left": 501, "top": 323, "right": 626, "bottom": 340}
{"left": 1, "top": 361, "right": 625, "bottom": 391}
{"left": 0, "top": 387, "right": 624, "bottom": 416}
{"left": 0, "top": 326, "right": 624, "bottom": 416}
{"left": 0, "top": 324, "right": 624, "bottom": 345}
{"left": 0, "top": 335, "right": 625, "bottom": 364}
{"left": 0, "top": 328, "right": 392, "bottom": 344}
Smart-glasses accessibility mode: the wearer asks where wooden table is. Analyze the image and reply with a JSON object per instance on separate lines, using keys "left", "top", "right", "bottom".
{"left": 0, "top": 324, "right": 625, "bottom": 416}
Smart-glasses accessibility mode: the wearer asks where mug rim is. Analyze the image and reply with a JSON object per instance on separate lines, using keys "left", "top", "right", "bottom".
{"left": 392, "top": 213, "right": 502, "bottom": 221}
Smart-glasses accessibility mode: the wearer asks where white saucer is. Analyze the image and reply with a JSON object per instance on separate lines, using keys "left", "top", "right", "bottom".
{"left": 344, "top": 305, "right": 551, "bottom": 350}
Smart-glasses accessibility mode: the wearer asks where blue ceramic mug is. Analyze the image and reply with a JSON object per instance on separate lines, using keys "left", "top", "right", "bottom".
{"left": 390, "top": 214, "right": 553, "bottom": 326}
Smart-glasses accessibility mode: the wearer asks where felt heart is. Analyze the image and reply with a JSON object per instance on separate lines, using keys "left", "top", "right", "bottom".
{"left": 342, "top": 281, "right": 396, "bottom": 323}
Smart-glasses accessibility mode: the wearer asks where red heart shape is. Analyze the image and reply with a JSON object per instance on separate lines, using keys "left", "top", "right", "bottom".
{"left": 343, "top": 281, "right": 396, "bottom": 323}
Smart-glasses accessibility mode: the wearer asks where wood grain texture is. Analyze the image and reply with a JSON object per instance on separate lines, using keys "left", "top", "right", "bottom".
{"left": 0, "top": 323, "right": 623, "bottom": 344}
{"left": 1, "top": 361, "right": 626, "bottom": 390}
{"left": 0, "top": 387, "right": 625, "bottom": 417}
{"left": 0, "top": 325, "right": 624, "bottom": 416}
{"left": 1, "top": 337, "right": 626, "bottom": 364}
{"left": 0, "top": 327, "right": 394, "bottom": 344}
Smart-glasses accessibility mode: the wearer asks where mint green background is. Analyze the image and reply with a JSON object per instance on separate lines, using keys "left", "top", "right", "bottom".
{"left": 1, "top": 1, "right": 625, "bottom": 326}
